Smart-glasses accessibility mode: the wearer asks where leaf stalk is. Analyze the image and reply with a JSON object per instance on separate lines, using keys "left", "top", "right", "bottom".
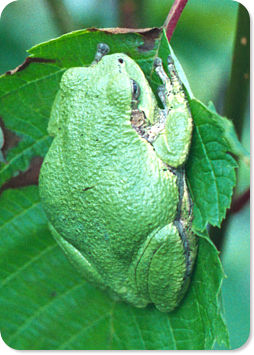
{"left": 164, "top": 0, "right": 189, "bottom": 42}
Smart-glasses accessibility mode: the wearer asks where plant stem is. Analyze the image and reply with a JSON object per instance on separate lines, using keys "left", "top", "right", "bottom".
{"left": 210, "top": 4, "right": 250, "bottom": 250}
{"left": 223, "top": 4, "right": 250, "bottom": 133}
{"left": 44, "top": 0, "right": 76, "bottom": 34}
{"left": 0, "top": 157, "right": 43, "bottom": 195}
{"left": 164, "top": 0, "right": 189, "bottom": 42}
{"left": 231, "top": 188, "right": 250, "bottom": 214}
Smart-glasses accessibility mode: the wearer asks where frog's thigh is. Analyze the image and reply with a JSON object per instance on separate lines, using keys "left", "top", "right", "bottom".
{"left": 49, "top": 223, "right": 105, "bottom": 288}
{"left": 132, "top": 224, "right": 186, "bottom": 312}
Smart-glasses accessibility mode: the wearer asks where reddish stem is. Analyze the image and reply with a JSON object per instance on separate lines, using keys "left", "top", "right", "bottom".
{"left": 231, "top": 188, "right": 250, "bottom": 214}
{"left": 0, "top": 157, "right": 43, "bottom": 195}
{"left": 164, "top": 0, "right": 189, "bottom": 42}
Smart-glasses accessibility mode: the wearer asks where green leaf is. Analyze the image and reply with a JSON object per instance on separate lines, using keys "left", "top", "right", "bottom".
{"left": 207, "top": 101, "right": 250, "bottom": 164}
{"left": 186, "top": 99, "right": 238, "bottom": 232}
{"left": 0, "top": 186, "right": 229, "bottom": 350}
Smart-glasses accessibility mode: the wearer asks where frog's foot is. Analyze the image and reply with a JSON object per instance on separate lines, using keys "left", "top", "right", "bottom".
{"left": 92, "top": 43, "right": 110, "bottom": 64}
{"left": 130, "top": 224, "right": 191, "bottom": 312}
{"left": 152, "top": 56, "right": 193, "bottom": 167}
{"left": 49, "top": 223, "right": 106, "bottom": 289}
{"left": 154, "top": 55, "right": 191, "bottom": 117}
{"left": 167, "top": 55, "right": 185, "bottom": 96}
{"left": 154, "top": 57, "right": 173, "bottom": 109}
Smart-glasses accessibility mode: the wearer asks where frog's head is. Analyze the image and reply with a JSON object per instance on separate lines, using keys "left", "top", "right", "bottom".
{"left": 54, "top": 50, "right": 158, "bottom": 135}
{"left": 96, "top": 53, "right": 158, "bottom": 124}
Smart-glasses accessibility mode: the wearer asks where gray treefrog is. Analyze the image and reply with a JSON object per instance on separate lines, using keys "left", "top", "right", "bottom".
{"left": 39, "top": 43, "right": 197, "bottom": 312}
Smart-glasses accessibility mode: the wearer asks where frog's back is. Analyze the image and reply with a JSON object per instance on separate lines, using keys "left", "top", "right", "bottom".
{"left": 39, "top": 61, "right": 178, "bottom": 262}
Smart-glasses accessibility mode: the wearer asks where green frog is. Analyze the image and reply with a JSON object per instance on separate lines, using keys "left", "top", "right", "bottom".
{"left": 39, "top": 43, "right": 197, "bottom": 312}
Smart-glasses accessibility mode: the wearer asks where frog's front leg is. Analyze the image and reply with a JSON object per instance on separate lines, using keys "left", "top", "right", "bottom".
{"left": 151, "top": 56, "right": 193, "bottom": 168}
{"left": 49, "top": 223, "right": 106, "bottom": 288}
{"left": 129, "top": 224, "right": 189, "bottom": 313}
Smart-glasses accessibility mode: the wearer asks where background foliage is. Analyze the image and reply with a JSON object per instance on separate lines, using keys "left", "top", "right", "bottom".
{"left": 0, "top": 0, "right": 250, "bottom": 350}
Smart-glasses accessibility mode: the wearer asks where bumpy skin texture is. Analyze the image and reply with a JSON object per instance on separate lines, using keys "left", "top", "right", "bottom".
{"left": 39, "top": 52, "right": 197, "bottom": 312}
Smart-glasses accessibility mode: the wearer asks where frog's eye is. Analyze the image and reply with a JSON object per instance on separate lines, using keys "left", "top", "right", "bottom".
{"left": 131, "top": 79, "right": 140, "bottom": 100}
{"left": 118, "top": 58, "right": 124, "bottom": 64}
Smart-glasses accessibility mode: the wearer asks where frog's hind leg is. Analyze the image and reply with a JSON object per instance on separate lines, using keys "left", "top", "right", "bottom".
{"left": 49, "top": 223, "right": 106, "bottom": 288}
{"left": 130, "top": 224, "right": 188, "bottom": 313}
